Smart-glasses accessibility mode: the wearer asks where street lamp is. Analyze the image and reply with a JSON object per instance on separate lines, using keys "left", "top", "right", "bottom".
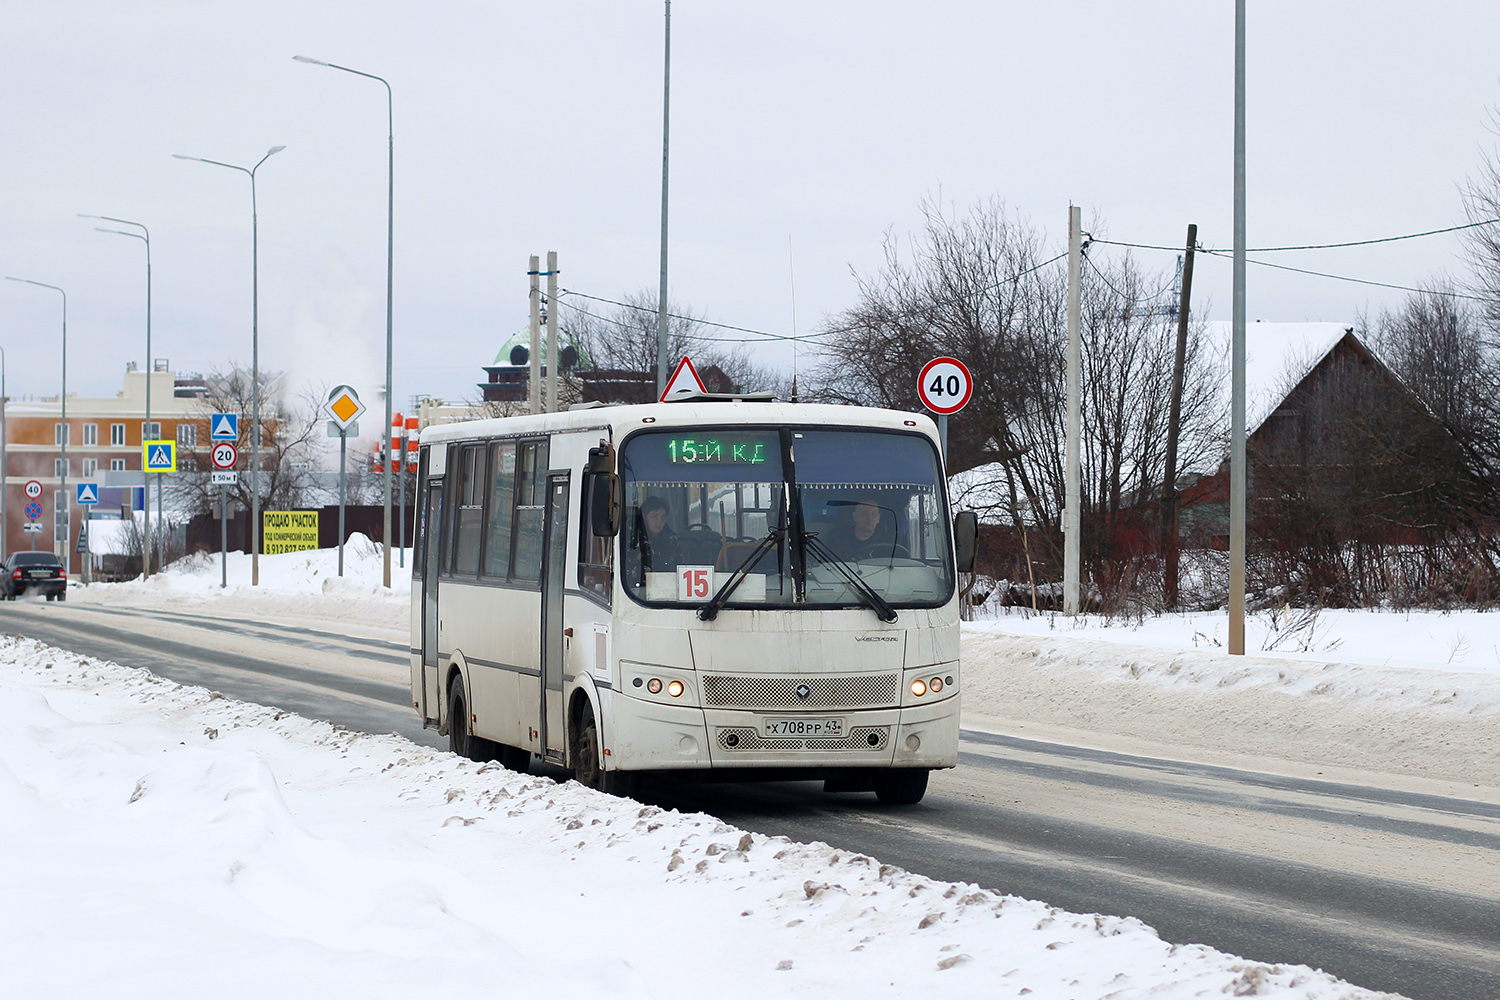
{"left": 5, "top": 278, "right": 66, "bottom": 568}
{"left": 174, "top": 145, "right": 284, "bottom": 586}
{"left": 294, "top": 54, "right": 396, "bottom": 586}
{"left": 80, "top": 214, "right": 153, "bottom": 577}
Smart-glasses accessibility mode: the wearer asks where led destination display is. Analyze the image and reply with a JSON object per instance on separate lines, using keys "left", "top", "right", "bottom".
{"left": 664, "top": 433, "right": 773, "bottom": 465}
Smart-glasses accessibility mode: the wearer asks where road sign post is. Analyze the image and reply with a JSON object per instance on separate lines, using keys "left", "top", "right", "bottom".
{"left": 325, "top": 385, "right": 366, "bottom": 576}
{"left": 210, "top": 442, "right": 239, "bottom": 589}
{"left": 75, "top": 483, "right": 99, "bottom": 586}
{"left": 24, "top": 496, "right": 40, "bottom": 550}
{"left": 210, "top": 413, "right": 239, "bottom": 589}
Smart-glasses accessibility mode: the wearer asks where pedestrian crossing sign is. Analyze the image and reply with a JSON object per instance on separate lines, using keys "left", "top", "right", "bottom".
{"left": 143, "top": 439, "right": 177, "bottom": 473}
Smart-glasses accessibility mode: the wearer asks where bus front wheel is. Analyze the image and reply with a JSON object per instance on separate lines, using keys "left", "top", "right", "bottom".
{"left": 572, "top": 706, "right": 638, "bottom": 798}
{"left": 873, "top": 768, "right": 929, "bottom": 806}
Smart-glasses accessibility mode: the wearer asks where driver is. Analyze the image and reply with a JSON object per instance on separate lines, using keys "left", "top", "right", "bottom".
{"left": 825, "top": 501, "right": 896, "bottom": 558}
{"left": 639, "top": 495, "right": 681, "bottom": 571}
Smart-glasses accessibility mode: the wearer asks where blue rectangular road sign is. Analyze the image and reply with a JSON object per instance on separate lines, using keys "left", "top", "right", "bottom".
{"left": 75, "top": 482, "right": 99, "bottom": 505}
{"left": 211, "top": 413, "right": 240, "bottom": 440}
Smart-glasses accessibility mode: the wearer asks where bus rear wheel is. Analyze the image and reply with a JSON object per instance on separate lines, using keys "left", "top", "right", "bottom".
{"left": 448, "top": 681, "right": 500, "bottom": 762}
{"left": 873, "top": 768, "right": 929, "bottom": 806}
{"left": 572, "top": 706, "right": 638, "bottom": 798}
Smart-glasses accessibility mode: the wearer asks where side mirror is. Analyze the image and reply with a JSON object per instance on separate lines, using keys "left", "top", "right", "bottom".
{"left": 953, "top": 510, "right": 978, "bottom": 574}
{"left": 587, "top": 442, "right": 619, "bottom": 537}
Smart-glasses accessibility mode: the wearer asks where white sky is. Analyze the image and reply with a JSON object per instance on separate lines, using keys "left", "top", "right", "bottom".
{"left": 3, "top": 1, "right": 1499, "bottom": 419}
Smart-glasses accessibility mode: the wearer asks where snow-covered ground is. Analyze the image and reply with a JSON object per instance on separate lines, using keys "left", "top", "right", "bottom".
{"left": 8, "top": 540, "right": 1483, "bottom": 997}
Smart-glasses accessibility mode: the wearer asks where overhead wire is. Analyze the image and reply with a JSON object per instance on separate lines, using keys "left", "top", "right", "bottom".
{"left": 1195, "top": 249, "right": 1495, "bottom": 302}
{"left": 546, "top": 217, "right": 1497, "bottom": 354}
{"left": 1092, "top": 217, "right": 1500, "bottom": 255}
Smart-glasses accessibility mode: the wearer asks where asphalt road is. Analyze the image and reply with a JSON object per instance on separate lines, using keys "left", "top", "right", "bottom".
{"left": 3, "top": 599, "right": 1496, "bottom": 1000}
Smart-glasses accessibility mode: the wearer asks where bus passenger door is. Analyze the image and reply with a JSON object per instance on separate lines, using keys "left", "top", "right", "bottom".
{"left": 539, "top": 472, "right": 570, "bottom": 760}
{"left": 420, "top": 481, "right": 443, "bottom": 722}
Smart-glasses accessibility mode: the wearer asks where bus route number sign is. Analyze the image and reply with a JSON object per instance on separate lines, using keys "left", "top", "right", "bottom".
{"left": 917, "top": 357, "right": 973, "bottom": 415}
{"left": 678, "top": 565, "right": 715, "bottom": 600}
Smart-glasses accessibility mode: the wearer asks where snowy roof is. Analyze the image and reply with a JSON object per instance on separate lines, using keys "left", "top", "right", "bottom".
{"left": 1199, "top": 321, "right": 1352, "bottom": 435}
{"left": 945, "top": 323, "right": 1357, "bottom": 518}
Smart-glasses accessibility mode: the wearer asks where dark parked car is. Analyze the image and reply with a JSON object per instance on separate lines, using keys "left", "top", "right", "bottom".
{"left": 3, "top": 552, "right": 67, "bottom": 601}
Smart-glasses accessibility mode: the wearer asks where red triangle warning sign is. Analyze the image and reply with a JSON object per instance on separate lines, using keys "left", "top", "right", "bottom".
{"left": 660, "top": 356, "right": 708, "bottom": 402}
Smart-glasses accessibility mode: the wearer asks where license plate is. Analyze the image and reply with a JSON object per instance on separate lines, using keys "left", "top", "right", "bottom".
{"left": 760, "top": 717, "right": 844, "bottom": 738}
{"left": 26, "top": 571, "right": 50, "bottom": 579}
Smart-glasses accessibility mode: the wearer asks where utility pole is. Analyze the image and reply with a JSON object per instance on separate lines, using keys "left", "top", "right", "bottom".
{"left": 1162, "top": 224, "right": 1196, "bottom": 611}
{"left": 528, "top": 255, "right": 541, "bottom": 414}
{"left": 1230, "top": 0, "right": 1248, "bottom": 655}
{"left": 1063, "top": 205, "right": 1082, "bottom": 616}
{"left": 545, "top": 251, "right": 559, "bottom": 413}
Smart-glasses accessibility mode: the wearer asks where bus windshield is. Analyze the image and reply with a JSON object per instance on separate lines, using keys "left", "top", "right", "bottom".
{"left": 620, "top": 427, "right": 954, "bottom": 611}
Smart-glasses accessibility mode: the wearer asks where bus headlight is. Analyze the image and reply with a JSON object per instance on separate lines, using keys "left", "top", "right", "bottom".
{"left": 910, "top": 679, "right": 927, "bottom": 697}
{"left": 647, "top": 678, "right": 663, "bottom": 694}
{"left": 930, "top": 676, "right": 943, "bottom": 693}
{"left": 666, "top": 679, "right": 685, "bottom": 698}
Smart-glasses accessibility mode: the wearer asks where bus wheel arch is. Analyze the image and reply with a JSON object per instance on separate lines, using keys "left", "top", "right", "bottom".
{"left": 569, "top": 691, "right": 637, "bottom": 798}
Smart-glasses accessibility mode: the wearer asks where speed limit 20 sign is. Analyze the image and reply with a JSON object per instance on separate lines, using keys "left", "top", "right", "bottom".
{"left": 211, "top": 442, "right": 238, "bottom": 470}
{"left": 917, "top": 357, "right": 973, "bottom": 415}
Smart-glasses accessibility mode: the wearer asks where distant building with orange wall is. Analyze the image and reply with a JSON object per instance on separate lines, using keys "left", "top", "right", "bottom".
{"left": 4, "top": 363, "right": 208, "bottom": 574}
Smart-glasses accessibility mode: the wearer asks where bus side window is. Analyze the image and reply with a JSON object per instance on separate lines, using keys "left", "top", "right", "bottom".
{"left": 578, "top": 470, "right": 613, "bottom": 603}
{"left": 483, "top": 440, "right": 517, "bottom": 579}
{"left": 512, "top": 440, "right": 550, "bottom": 582}
{"left": 449, "top": 443, "right": 487, "bottom": 577}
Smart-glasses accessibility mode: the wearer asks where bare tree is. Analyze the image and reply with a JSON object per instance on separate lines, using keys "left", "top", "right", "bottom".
{"left": 559, "top": 288, "right": 785, "bottom": 399}
{"left": 167, "top": 368, "right": 324, "bottom": 519}
{"left": 808, "top": 198, "right": 1221, "bottom": 607}
{"left": 1365, "top": 284, "right": 1500, "bottom": 486}
{"left": 1461, "top": 112, "right": 1500, "bottom": 336}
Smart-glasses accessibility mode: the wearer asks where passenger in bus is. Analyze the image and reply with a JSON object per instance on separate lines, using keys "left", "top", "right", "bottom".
{"left": 824, "top": 500, "right": 897, "bottom": 559}
{"left": 638, "top": 495, "right": 682, "bottom": 571}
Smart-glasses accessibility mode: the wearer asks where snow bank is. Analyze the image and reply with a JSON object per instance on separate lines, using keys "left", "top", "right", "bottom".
{"left": 73, "top": 534, "right": 411, "bottom": 630}
{"left": 0, "top": 637, "right": 1393, "bottom": 1000}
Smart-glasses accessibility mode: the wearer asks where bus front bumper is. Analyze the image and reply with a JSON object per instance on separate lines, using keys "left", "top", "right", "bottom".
{"left": 602, "top": 692, "right": 959, "bottom": 772}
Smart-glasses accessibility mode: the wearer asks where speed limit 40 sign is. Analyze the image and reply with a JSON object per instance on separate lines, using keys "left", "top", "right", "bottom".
{"left": 917, "top": 357, "right": 973, "bottom": 415}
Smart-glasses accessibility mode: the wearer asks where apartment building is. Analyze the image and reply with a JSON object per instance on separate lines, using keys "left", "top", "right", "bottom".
{"left": 4, "top": 363, "right": 208, "bottom": 572}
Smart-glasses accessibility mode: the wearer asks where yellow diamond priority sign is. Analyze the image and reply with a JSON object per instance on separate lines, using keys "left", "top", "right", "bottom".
{"left": 326, "top": 384, "right": 366, "bottom": 430}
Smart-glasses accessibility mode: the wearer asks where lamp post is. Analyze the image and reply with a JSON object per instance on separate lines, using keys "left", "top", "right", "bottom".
{"left": 5, "top": 278, "right": 66, "bottom": 569}
{"left": 80, "top": 214, "right": 152, "bottom": 577}
{"left": 175, "top": 146, "right": 284, "bottom": 586}
{"left": 294, "top": 54, "right": 395, "bottom": 589}
{"left": 656, "top": 0, "right": 672, "bottom": 396}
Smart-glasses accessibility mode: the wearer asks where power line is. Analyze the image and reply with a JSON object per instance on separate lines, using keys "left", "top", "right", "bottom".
{"left": 558, "top": 288, "right": 831, "bottom": 344}
{"left": 1092, "top": 217, "right": 1500, "bottom": 254}
{"left": 1196, "top": 248, "right": 1495, "bottom": 301}
{"left": 554, "top": 294, "right": 826, "bottom": 346}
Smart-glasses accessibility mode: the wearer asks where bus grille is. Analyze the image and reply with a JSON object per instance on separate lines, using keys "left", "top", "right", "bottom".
{"left": 702, "top": 673, "right": 899, "bottom": 709}
{"left": 715, "top": 726, "right": 890, "bottom": 752}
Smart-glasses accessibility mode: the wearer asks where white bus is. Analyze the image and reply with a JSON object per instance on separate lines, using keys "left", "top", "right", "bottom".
{"left": 410, "top": 396, "right": 977, "bottom": 805}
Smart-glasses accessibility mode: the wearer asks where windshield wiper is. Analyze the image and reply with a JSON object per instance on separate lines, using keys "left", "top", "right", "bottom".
{"left": 802, "top": 532, "right": 898, "bottom": 624}
{"left": 697, "top": 527, "right": 785, "bottom": 621}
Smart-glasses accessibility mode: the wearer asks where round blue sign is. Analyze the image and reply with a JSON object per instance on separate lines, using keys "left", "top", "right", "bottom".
{"left": 25, "top": 501, "right": 41, "bottom": 520}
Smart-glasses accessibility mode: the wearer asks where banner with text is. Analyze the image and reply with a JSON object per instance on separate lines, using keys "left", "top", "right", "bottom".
{"left": 262, "top": 510, "right": 320, "bottom": 555}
